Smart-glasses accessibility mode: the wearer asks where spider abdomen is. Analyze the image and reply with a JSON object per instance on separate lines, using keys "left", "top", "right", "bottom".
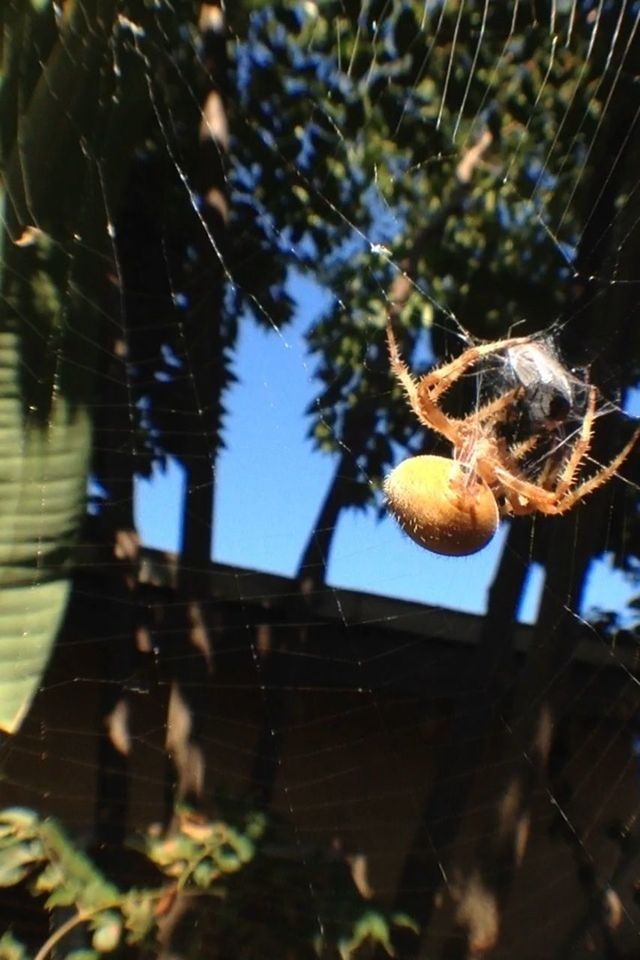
{"left": 384, "top": 455, "right": 499, "bottom": 557}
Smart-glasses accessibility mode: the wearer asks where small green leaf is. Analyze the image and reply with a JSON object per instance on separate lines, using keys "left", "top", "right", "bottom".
{"left": 227, "top": 833, "right": 254, "bottom": 864}
{"left": 0, "top": 864, "right": 31, "bottom": 887}
{"left": 91, "top": 913, "right": 123, "bottom": 953}
{"left": 44, "top": 884, "right": 79, "bottom": 909}
{"left": 193, "top": 859, "right": 218, "bottom": 887}
{"left": 121, "top": 893, "right": 156, "bottom": 943}
{"left": 339, "top": 911, "right": 396, "bottom": 960}
{"left": 0, "top": 931, "right": 28, "bottom": 960}
{"left": 0, "top": 808, "right": 38, "bottom": 831}
{"left": 390, "top": 912, "right": 419, "bottom": 933}
{"left": 245, "top": 813, "right": 267, "bottom": 840}
{"left": 214, "top": 848, "right": 240, "bottom": 873}
{"left": 32, "top": 861, "right": 64, "bottom": 893}
{"left": 0, "top": 840, "right": 42, "bottom": 886}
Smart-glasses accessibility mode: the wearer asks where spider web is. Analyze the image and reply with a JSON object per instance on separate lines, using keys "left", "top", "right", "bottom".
{"left": 2, "top": 2, "right": 640, "bottom": 958}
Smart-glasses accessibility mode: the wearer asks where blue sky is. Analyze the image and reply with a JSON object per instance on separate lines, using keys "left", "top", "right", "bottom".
{"left": 136, "top": 275, "right": 639, "bottom": 626}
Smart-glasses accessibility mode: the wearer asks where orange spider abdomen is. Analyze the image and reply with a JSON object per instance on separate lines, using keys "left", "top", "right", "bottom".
{"left": 384, "top": 455, "right": 499, "bottom": 557}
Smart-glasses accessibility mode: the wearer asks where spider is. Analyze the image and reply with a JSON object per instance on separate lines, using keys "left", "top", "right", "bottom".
{"left": 384, "top": 325, "right": 640, "bottom": 556}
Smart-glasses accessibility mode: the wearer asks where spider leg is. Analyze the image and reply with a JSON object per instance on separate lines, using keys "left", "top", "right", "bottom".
{"left": 387, "top": 325, "right": 532, "bottom": 442}
{"left": 460, "top": 389, "right": 521, "bottom": 427}
{"left": 387, "top": 324, "right": 531, "bottom": 403}
{"left": 387, "top": 324, "right": 460, "bottom": 444}
{"left": 553, "top": 384, "right": 597, "bottom": 498}
{"left": 414, "top": 335, "right": 533, "bottom": 406}
{"left": 454, "top": 392, "right": 531, "bottom": 476}
{"left": 484, "top": 463, "right": 556, "bottom": 515}
{"left": 549, "top": 423, "right": 640, "bottom": 514}
{"left": 490, "top": 424, "right": 640, "bottom": 516}
{"left": 507, "top": 435, "right": 541, "bottom": 463}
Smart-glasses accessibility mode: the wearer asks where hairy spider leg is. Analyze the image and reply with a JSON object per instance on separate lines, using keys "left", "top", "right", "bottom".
{"left": 500, "top": 391, "right": 595, "bottom": 495}
{"left": 386, "top": 325, "right": 531, "bottom": 440}
{"left": 387, "top": 327, "right": 460, "bottom": 445}
{"left": 492, "top": 428, "right": 584, "bottom": 507}
{"left": 553, "top": 384, "right": 597, "bottom": 498}
{"left": 505, "top": 435, "right": 541, "bottom": 463}
{"left": 459, "top": 389, "right": 522, "bottom": 428}
{"left": 452, "top": 390, "right": 523, "bottom": 474}
{"left": 408, "top": 335, "right": 533, "bottom": 407}
{"left": 465, "top": 380, "right": 592, "bottom": 498}
{"left": 550, "top": 423, "right": 640, "bottom": 513}
{"left": 491, "top": 423, "right": 640, "bottom": 515}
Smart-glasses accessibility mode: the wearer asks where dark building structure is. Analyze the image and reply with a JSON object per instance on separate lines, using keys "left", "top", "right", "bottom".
{"left": 1, "top": 548, "right": 639, "bottom": 957}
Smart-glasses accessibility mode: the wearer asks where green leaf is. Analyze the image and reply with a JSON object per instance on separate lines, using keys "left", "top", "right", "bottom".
{"left": 0, "top": 808, "right": 38, "bottom": 832}
{"left": 0, "top": 0, "right": 121, "bottom": 733}
{"left": 337, "top": 909, "right": 417, "bottom": 960}
{"left": 193, "top": 859, "right": 218, "bottom": 887}
{"left": 43, "top": 883, "right": 79, "bottom": 909}
{"left": 0, "top": 839, "right": 42, "bottom": 886}
{"left": 214, "top": 848, "right": 241, "bottom": 873}
{"left": 32, "top": 860, "right": 64, "bottom": 893}
{"left": 121, "top": 892, "right": 156, "bottom": 943}
{"left": 390, "top": 912, "right": 419, "bottom": 933}
{"left": 0, "top": 582, "right": 73, "bottom": 733}
{"left": 0, "top": 931, "right": 28, "bottom": 960}
{"left": 227, "top": 832, "right": 255, "bottom": 864}
{"left": 90, "top": 913, "right": 123, "bottom": 954}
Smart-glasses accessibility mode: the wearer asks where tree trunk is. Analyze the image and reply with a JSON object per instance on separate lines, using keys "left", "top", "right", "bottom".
{"left": 179, "top": 0, "right": 229, "bottom": 572}
{"left": 168, "top": 0, "right": 228, "bottom": 813}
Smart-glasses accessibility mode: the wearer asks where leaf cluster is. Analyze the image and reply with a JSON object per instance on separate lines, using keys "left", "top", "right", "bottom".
{"left": 0, "top": 806, "right": 150, "bottom": 958}
{"left": 0, "top": 803, "right": 417, "bottom": 960}
{"left": 166, "top": 807, "right": 417, "bottom": 960}
{"left": 0, "top": 804, "right": 265, "bottom": 959}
